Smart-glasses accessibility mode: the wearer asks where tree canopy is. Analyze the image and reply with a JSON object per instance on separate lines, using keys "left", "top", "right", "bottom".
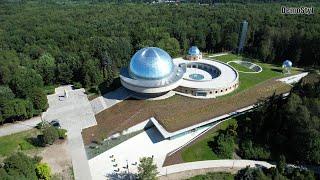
{"left": 238, "top": 73, "right": 320, "bottom": 165}
{"left": 0, "top": 1, "right": 319, "bottom": 124}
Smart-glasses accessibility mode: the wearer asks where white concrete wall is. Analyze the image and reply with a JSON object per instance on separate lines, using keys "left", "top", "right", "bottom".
{"left": 120, "top": 76, "right": 183, "bottom": 94}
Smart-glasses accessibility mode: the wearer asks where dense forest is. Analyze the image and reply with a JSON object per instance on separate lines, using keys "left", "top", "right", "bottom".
{"left": 238, "top": 73, "right": 320, "bottom": 165}
{"left": 0, "top": 1, "right": 319, "bottom": 124}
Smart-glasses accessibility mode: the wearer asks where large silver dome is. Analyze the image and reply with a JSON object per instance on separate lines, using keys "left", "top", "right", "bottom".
{"left": 129, "top": 47, "right": 174, "bottom": 80}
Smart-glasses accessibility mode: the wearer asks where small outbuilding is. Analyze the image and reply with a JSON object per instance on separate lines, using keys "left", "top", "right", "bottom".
{"left": 282, "top": 60, "right": 293, "bottom": 74}
{"left": 186, "top": 46, "right": 202, "bottom": 61}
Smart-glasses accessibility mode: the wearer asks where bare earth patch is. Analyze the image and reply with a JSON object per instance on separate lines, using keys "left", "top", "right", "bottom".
{"left": 39, "top": 140, "right": 73, "bottom": 179}
{"left": 82, "top": 79, "right": 291, "bottom": 145}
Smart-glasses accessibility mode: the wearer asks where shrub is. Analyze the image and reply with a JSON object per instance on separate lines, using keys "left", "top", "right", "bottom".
{"left": 3, "top": 152, "right": 38, "bottom": 180}
{"left": 36, "top": 121, "right": 49, "bottom": 130}
{"left": 33, "top": 156, "right": 43, "bottom": 164}
{"left": 189, "top": 172, "right": 234, "bottom": 180}
{"left": 36, "top": 163, "right": 51, "bottom": 180}
{"left": 42, "top": 126, "right": 59, "bottom": 145}
{"left": 208, "top": 126, "right": 236, "bottom": 159}
{"left": 57, "top": 129, "right": 67, "bottom": 139}
{"left": 73, "top": 82, "right": 82, "bottom": 89}
{"left": 138, "top": 157, "right": 158, "bottom": 180}
{"left": 239, "top": 140, "right": 271, "bottom": 160}
{"left": 213, "top": 133, "right": 235, "bottom": 159}
{"left": 19, "top": 141, "right": 34, "bottom": 151}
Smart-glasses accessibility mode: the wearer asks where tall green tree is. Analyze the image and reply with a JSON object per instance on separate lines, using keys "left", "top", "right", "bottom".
{"left": 33, "top": 53, "right": 56, "bottom": 85}
{"left": 9, "top": 67, "right": 44, "bottom": 98}
{"left": 27, "top": 87, "right": 48, "bottom": 112}
{"left": 137, "top": 157, "right": 158, "bottom": 180}
{"left": 156, "top": 37, "right": 180, "bottom": 57}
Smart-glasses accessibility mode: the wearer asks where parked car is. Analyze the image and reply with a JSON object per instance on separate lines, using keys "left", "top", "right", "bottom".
{"left": 50, "top": 120, "right": 61, "bottom": 128}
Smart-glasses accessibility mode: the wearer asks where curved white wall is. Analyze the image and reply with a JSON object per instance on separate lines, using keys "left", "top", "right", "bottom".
{"left": 120, "top": 76, "right": 183, "bottom": 94}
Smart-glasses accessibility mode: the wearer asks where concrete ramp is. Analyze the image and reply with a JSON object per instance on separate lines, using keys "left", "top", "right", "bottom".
{"left": 90, "top": 87, "right": 131, "bottom": 114}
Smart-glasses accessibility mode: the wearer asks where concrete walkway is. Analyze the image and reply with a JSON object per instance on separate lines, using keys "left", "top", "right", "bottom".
{"left": 159, "top": 160, "right": 275, "bottom": 176}
{"left": 88, "top": 125, "right": 213, "bottom": 180}
{"left": 68, "top": 129, "right": 92, "bottom": 180}
{"left": 43, "top": 86, "right": 97, "bottom": 180}
{"left": 208, "top": 52, "right": 230, "bottom": 57}
{"left": 0, "top": 116, "right": 41, "bottom": 137}
{"left": 277, "top": 72, "right": 309, "bottom": 84}
{"left": 90, "top": 87, "right": 131, "bottom": 114}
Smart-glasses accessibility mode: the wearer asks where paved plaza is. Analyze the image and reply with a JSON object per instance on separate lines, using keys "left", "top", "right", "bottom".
{"left": 43, "top": 86, "right": 97, "bottom": 180}
{"left": 88, "top": 126, "right": 212, "bottom": 180}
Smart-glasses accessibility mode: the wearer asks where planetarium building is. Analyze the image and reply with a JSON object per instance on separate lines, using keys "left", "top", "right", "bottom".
{"left": 120, "top": 47, "right": 184, "bottom": 97}
{"left": 120, "top": 47, "right": 239, "bottom": 99}
{"left": 186, "top": 46, "right": 202, "bottom": 61}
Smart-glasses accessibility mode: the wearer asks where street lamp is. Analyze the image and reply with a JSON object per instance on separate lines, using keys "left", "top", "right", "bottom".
{"left": 126, "top": 159, "right": 129, "bottom": 173}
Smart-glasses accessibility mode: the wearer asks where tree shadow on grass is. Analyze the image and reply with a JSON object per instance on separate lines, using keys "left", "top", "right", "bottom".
{"left": 26, "top": 135, "right": 45, "bottom": 147}
{"left": 271, "top": 68, "right": 283, "bottom": 73}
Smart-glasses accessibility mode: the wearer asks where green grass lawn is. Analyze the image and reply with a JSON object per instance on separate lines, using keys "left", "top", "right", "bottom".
{"left": 0, "top": 129, "right": 41, "bottom": 157}
{"left": 179, "top": 54, "right": 301, "bottom": 162}
{"left": 227, "top": 62, "right": 254, "bottom": 72}
{"left": 181, "top": 118, "right": 237, "bottom": 162}
{"left": 188, "top": 172, "right": 234, "bottom": 180}
{"left": 209, "top": 54, "right": 301, "bottom": 93}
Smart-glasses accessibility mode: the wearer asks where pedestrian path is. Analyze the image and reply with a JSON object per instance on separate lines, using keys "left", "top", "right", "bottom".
{"left": 88, "top": 126, "right": 212, "bottom": 180}
{"left": 0, "top": 116, "right": 41, "bottom": 137}
{"left": 208, "top": 52, "right": 230, "bottom": 57}
{"left": 277, "top": 72, "right": 308, "bottom": 85}
{"left": 159, "top": 160, "right": 275, "bottom": 176}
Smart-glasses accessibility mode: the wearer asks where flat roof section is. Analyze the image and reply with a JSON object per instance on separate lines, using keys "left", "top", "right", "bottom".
{"left": 174, "top": 58, "right": 239, "bottom": 90}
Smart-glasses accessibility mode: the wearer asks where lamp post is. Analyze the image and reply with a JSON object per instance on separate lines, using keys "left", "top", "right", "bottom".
{"left": 126, "top": 159, "right": 129, "bottom": 173}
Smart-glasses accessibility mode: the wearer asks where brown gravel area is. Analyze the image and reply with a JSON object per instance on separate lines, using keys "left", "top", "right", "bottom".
{"left": 82, "top": 79, "right": 291, "bottom": 145}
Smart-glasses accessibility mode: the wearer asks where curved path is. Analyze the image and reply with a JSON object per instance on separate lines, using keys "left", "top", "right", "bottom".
{"left": 159, "top": 159, "right": 274, "bottom": 177}
{"left": 0, "top": 116, "right": 41, "bottom": 137}
{"left": 227, "top": 60, "right": 263, "bottom": 74}
{"left": 159, "top": 159, "right": 320, "bottom": 180}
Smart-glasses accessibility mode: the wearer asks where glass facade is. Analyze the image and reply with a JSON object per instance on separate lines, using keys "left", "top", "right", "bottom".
{"left": 129, "top": 47, "right": 174, "bottom": 80}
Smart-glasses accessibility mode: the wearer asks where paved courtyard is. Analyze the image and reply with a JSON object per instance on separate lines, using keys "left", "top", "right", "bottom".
{"left": 43, "top": 86, "right": 97, "bottom": 180}
{"left": 88, "top": 126, "right": 212, "bottom": 180}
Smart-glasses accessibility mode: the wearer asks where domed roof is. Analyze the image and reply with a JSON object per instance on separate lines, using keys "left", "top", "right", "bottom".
{"left": 188, "top": 46, "right": 201, "bottom": 56}
{"left": 283, "top": 60, "right": 293, "bottom": 68}
{"left": 129, "top": 47, "right": 174, "bottom": 80}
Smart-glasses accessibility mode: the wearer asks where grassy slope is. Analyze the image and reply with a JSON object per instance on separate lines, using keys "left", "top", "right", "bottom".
{"left": 82, "top": 54, "right": 294, "bottom": 144}
{"left": 212, "top": 54, "right": 299, "bottom": 92}
{"left": 0, "top": 129, "right": 40, "bottom": 157}
{"left": 180, "top": 54, "right": 302, "bottom": 162}
{"left": 181, "top": 119, "right": 236, "bottom": 162}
